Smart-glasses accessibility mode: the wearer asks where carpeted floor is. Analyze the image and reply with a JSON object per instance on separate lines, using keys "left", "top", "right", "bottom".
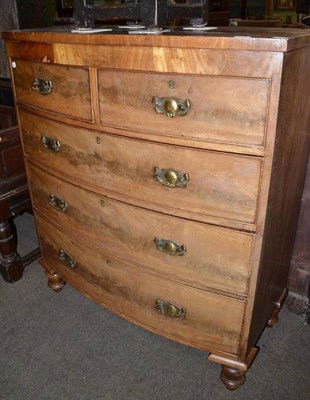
{"left": 1, "top": 213, "right": 309, "bottom": 400}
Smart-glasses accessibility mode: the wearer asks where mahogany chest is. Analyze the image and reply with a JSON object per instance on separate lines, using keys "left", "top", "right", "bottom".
{"left": 2, "top": 28, "right": 310, "bottom": 390}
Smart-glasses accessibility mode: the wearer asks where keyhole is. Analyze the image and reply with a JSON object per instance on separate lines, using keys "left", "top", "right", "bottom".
{"left": 39, "top": 67, "right": 43, "bottom": 75}
{"left": 169, "top": 80, "right": 175, "bottom": 89}
{"left": 96, "top": 137, "right": 101, "bottom": 144}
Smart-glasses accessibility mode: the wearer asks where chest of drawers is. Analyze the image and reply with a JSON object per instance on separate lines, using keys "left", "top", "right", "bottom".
{"left": 2, "top": 28, "right": 310, "bottom": 390}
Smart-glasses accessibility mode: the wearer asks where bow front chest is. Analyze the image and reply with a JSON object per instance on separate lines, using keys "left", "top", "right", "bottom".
{"left": 3, "top": 28, "right": 310, "bottom": 390}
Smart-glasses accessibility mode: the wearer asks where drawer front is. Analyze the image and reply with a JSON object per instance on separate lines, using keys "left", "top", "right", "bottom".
{"left": 98, "top": 70, "right": 270, "bottom": 147}
{"left": 20, "top": 111, "right": 261, "bottom": 226}
{"left": 12, "top": 60, "right": 92, "bottom": 120}
{"left": 28, "top": 162, "right": 253, "bottom": 295}
{"left": 36, "top": 215, "right": 245, "bottom": 355}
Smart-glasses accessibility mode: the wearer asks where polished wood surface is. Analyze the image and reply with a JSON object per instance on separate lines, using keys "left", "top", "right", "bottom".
{"left": 98, "top": 70, "right": 270, "bottom": 147}
{"left": 20, "top": 111, "right": 262, "bottom": 229}
{"left": 6, "top": 40, "right": 284, "bottom": 78}
{"left": 13, "top": 59, "right": 92, "bottom": 121}
{"left": 37, "top": 214, "right": 245, "bottom": 355}
{"left": 2, "top": 28, "right": 310, "bottom": 51}
{"left": 245, "top": 46, "right": 310, "bottom": 355}
{"left": 27, "top": 162, "right": 253, "bottom": 296}
{"left": 3, "top": 28, "right": 310, "bottom": 390}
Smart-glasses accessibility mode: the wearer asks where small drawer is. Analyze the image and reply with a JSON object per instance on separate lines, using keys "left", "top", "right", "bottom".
{"left": 36, "top": 214, "right": 245, "bottom": 355}
{"left": 20, "top": 111, "right": 262, "bottom": 228}
{"left": 98, "top": 70, "right": 270, "bottom": 147}
{"left": 28, "top": 162, "right": 253, "bottom": 295}
{"left": 12, "top": 60, "right": 92, "bottom": 121}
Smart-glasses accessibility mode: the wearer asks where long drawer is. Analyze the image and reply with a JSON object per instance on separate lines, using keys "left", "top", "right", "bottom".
{"left": 98, "top": 70, "right": 270, "bottom": 147}
{"left": 20, "top": 111, "right": 262, "bottom": 227}
{"left": 36, "top": 214, "right": 245, "bottom": 355}
{"left": 28, "top": 162, "right": 253, "bottom": 295}
{"left": 12, "top": 60, "right": 92, "bottom": 121}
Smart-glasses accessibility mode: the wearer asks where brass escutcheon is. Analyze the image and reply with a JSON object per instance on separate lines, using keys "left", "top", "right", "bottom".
{"left": 153, "top": 167, "right": 190, "bottom": 188}
{"left": 155, "top": 299, "right": 186, "bottom": 319}
{"left": 58, "top": 249, "right": 76, "bottom": 268}
{"left": 152, "top": 96, "right": 191, "bottom": 118}
{"left": 32, "top": 77, "right": 52, "bottom": 95}
{"left": 41, "top": 136, "right": 61, "bottom": 153}
{"left": 154, "top": 238, "right": 187, "bottom": 256}
{"left": 49, "top": 194, "right": 68, "bottom": 212}
{"left": 169, "top": 80, "right": 175, "bottom": 89}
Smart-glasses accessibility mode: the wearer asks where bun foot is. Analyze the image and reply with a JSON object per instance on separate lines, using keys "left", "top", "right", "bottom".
{"left": 45, "top": 269, "right": 66, "bottom": 292}
{"left": 209, "top": 347, "right": 258, "bottom": 391}
{"left": 220, "top": 365, "right": 246, "bottom": 390}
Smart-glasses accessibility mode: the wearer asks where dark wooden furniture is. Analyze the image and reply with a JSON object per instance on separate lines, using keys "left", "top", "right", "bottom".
{"left": 0, "top": 105, "right": 40, "bottom": 282}
{"left": 209, "top": 0, "right": 230, "bottom": 26}
{"left": 2, "top": 27, "right": 310, "bottom": 390}
{"left": 73, "top": 0, "right": 208, "bottom": 29}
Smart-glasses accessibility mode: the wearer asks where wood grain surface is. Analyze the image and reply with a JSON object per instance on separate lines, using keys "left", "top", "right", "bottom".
{"left": 243, "top": 46, "right": 310, "bottom": 357}
{"left": 4, "top": 29, "right": 310, "bottom": 380}
{"left": 98, "top": 70, "right": 270, "bottom": 147}
{"left": 28, "top": 161, "right": 253, "bottom": 296}
{"left": 5, "top": 41, "right": 284, "bottom": 79}
{"left": 36, "top": 213, "right": 245, "bottom": 355}
{"left": 12, "top": 59, "right": 92, "bottom": 121}
{"left": 20, "top": 110, "right": 262, "bottom": 229}
{"left": 3, "top": 28, "right": 310, "bottom": 52}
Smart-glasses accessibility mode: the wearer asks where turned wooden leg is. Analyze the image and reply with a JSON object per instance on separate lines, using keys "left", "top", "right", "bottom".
{"left": 0, "top": 201, "right": 24, "bottom": 282}
{"left": 45, "top": 269, "right": 66, "bottom": 292}
{"left": 220, "top": 365, "right": 246, "bottom": 391}
{"left": 267, "top": 288, "right": 288, "bottom": 328}
{"left": 209, "top": 347, "right": 258, "bottom": 391}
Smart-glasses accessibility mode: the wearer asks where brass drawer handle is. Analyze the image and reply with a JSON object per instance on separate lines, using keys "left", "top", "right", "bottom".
{"left": 153, "top": 167, "right": 190, "bottom": 188}
{"left": 49, "top": 194, "right": 68, "bottom": 212}
{"left": 41, "top": 136, "right": 61, "bottom": 153}
{"left": 32, "top": 77, "right": 52, "bottom": 95}
{"left": 58, "top": 249, "right": 76, "bottom": 268}
{"left": 155, "top": 299, "right": 186, "bottom": 319}
{"left": 152, "top": 96, "right": 191, "bottom": 118}
{"left": 154, "top": 238, "right": 187, "bottom": 256}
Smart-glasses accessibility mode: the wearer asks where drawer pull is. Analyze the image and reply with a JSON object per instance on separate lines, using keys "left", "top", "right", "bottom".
{"left": 155, "top": 299, "right": 186, "bottom": 319}
{"left": 58, "top": 249, "right": 76, "bottom": 268}
{"left": 154, "top": 237, "right": 187, "bottom": 256}
{"left": 153, "top": 167, "right": 190, "bottom": 188}
{"left": 49, "top": 194, "right": 68, "bottom": 212}
{"left": 41, "top": 136, "right": 61, "bottom": 153}
{"left": 152, "top": 96, "right": 191, "bottom": 118}
{"left": 32, "top": 77, "right": 52, "bottom": 95}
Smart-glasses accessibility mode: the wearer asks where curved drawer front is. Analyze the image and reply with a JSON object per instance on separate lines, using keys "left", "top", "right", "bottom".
{"left": 20, "top": 111, "right": 261, "bottom": 226}
{"left": 12, "top": 60, "right": 92, "bottom": 120}
{"left": 36, "top": 214, "right": 245, "bottom": 355}
{"left": 28, "top": 162, "right": 253, "bottom": 295}
{"left": 98, "top": 70, "right": 270, "bottom": 147}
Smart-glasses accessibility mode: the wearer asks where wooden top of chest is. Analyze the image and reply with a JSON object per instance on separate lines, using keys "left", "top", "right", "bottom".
{"left": 2, "top": 27, "right": 310, "bottom": 52}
